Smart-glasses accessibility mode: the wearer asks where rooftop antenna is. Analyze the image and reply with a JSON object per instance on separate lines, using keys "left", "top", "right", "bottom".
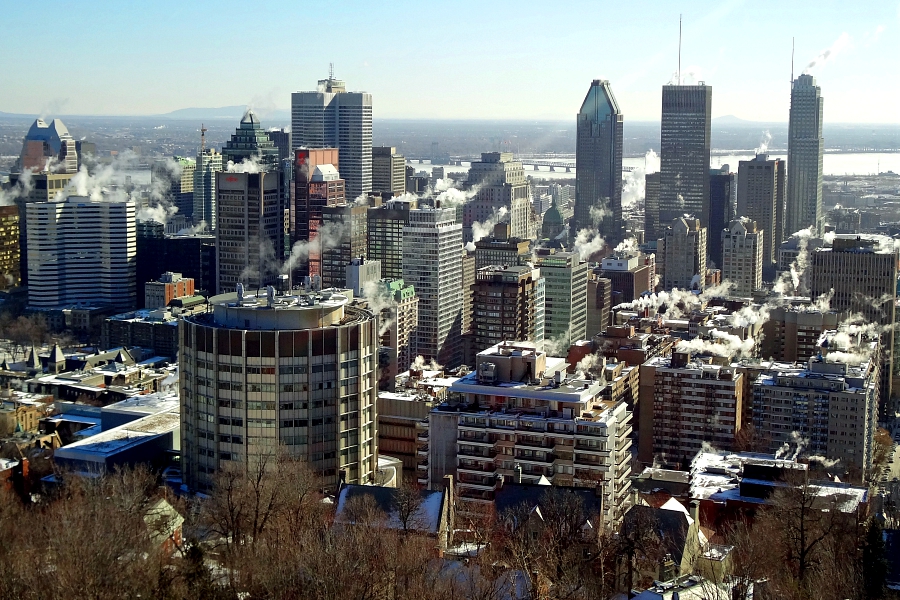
{"left": 678, "top": 14, "right": 682, "bottom": 85}
{"left": 791, "top": 37, "right": 795, "bottom": 82}
{"left": 200, "top": 123, "right": 207, "bottom": 154}
{"left": 329, "top": 62, "right": 334, "bottom": 80}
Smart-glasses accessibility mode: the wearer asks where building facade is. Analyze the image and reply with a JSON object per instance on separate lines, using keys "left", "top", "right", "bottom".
{"left": 0, "top": 206, "right": 20, "bottom": 291}
{"left": 180, "top": 288, "right": 378, "bottom": 492}
{"left": 463, "top": 152, "right": 532, "bottom": 243}
{"left": 367, "top": 198, "right": 413, "bottom": 280}
{"left": 534, "top": 249, "right": 588, "bottom": 345}
{"left": 737, "top": 154, "right": 785, "bottom": 267}
{"left": 708, "top": 166, "right": 734, "bottom": 268}
{"left": 752, "top": 336, "right": 879, "bottom": 481}
{"left": 145, "top": 272, "right": 196, "bottom": 309}
{"left": 721, "top": 219, "right": 763, "bottom": 296}
{"left": 318, "top": 203, "right": 368, "bottom": 289}
{"left": 659, "top": 217, "right": 707, "bottom": 291}
{"left": 810, "top": 235, "right": 898, "bottom": 407}
{"left": 372, "top": 146, "right": 406, "bottom": 196}
{"left": 215, "top": 171, "right": 284, "bottom": 293}
{"left": 27, "top": 197, "right": 136, "bottom": 310}
{"left": 471, "top": 265, "right": 544, "bottom": 353}
{"left": 402, "top": 207, "right": 463, "bottom": 368}
{"left": 424, "top": 342, "right": 633, "bottom": 521}
{"left": 194, "top": 149, "right": 223, "bottom": 229}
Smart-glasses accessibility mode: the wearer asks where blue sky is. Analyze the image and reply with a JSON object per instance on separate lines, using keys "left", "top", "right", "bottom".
{"left": 2, "top": 0, "right": 899, "bottom": 123}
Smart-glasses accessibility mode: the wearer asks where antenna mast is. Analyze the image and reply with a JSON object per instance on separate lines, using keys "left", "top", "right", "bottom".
{"left": 678, "top": 14, "right": 682, "bottom": 85}
{"left": 791, "top": 37, "right": 795, "bottom": 81}
{"left": 329, "top": 62, "right": 334, "bottom": 80}
{"left": 201, "top": 123, "right": 207, "bottom": 154}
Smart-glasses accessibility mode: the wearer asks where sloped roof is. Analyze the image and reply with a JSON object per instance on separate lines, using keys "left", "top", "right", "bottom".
{"left": 623, "top": 504, "right": 691, "bottom": 567}
{"left": 334, "top": 484, "right": 445, "bottom": 534}
{"left": 494, "top": 483, "right": 605, "bottom": 519}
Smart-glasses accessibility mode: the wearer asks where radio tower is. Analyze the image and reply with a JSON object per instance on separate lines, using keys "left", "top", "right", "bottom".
{"left": 200, "top": 123, "right": 208, "bottom": 153}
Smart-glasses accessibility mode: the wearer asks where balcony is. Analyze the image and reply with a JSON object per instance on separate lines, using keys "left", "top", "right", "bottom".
{"left": 417, "top": 445, "right": 428, "bottom": 456}
{"left": 515, "top": 438, "right": 550, "bottom": 449}
{"left": 458, "top": 462, "right": 497, "bottom": 474}
{"left": 458, "top": 434, "right": 491, "bottom": 445}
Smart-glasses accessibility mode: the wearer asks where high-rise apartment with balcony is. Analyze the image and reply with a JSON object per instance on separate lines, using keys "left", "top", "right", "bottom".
{"left": 180, "top": 287, "right": 378, "bottom": 492}
{"left": 402, "top": 206, "right": 463, "bottom": 367}
{"left": 422, "top": 342, "right": 632, "bottom": 521}
{"left": 786, "top": 74, "right": 824, "bottom": 236}
{"left": 291, "top": 75, "right": 372, "bottom": 199}
{"left": 659, "top": 84, "right": 712, "bottom": 228}
{"left": 574, "top": 79, "right": 624, "bottom": 244}
{"left": 638, "top": 352, "right": 743, "bottom": 467}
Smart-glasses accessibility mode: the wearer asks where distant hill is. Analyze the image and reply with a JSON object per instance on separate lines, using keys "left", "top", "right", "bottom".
{"left": 156, "top": 106, "right": 291, "bottom": 122}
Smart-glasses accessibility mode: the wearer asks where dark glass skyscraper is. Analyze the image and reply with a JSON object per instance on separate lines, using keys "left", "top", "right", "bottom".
{"left": 574, "top": 80, "right": 623, "bottom": 244}
{"left": 659, "top": 84, "right": 712, "bottom": 229}
{"left": 708, "top": 166, "right": 734, "bottom": 268}
{"left": 786, "top": 74, "right": 824, "bottom": 237}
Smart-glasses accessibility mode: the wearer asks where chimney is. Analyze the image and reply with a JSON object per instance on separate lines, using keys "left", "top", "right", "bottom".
{"left": 689, "top": 500, "right": 699, "bottom": 525}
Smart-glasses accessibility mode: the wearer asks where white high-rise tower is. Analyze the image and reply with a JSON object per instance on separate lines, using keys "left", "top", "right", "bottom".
{"left": 786, "top": 74, "right": 824, "bottom": 236}
{"left": 291, "top": 75, "right": 372, "bottom": 200}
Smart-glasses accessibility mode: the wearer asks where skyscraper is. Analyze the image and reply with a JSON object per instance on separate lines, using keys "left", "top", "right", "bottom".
{"left": 708, "top": 166, "right": 734, "bottom": 268}
{"left": 194, "top": 148, "right": 223, "bottom": 229}
{"left": 574, "top": 79, "right": 624, "bottom": 244}
{"left": 402, "top": 206, "right": 463, "bottom": 368}
{"left": 643, "top": 172, "right": 661, "bottom": 243}
{"left": 659, "top": 84, "right": 712, "bottom": 228}
{"left": 786, "top": 74, "right": 824, "bottom": 236}
{"left": 293, "top": 148, "right": 343, "bottom": 244}
{"left": 371, "top": 146, "right": 406, "bottom": 196}
{"left": 367, "top": 198, "right": 413, "bottom": 280}
{"left": 291, "top": 75, "right": 372, "bottom": 199}
{"left": 221, "top": 110, "right": 280, "bottom": 169}
{"left": 17, "top": 118, "right": 78, "bottom": 174}
{"left": 0, "top": 206, "right": 21, "bottom": 291}
{"left": 738, "top": 154, "right": 785, "bottom": 268}
{"left": 318, "top": 203, "right": 368, "bottom": 289}
{"left": 215, "top": 171, "right": 283, "bottom": 294}
{"left": 27, "top": 197, "right": 136, "bottom": 310}
{"left": 152, "top": 157, "right": 195, "bottom": 221}
{"left": 721, "top": 219, "right": 763, "bottom": 296}
{"left": 534, "top": 248, "right": 588, "bottom": 345}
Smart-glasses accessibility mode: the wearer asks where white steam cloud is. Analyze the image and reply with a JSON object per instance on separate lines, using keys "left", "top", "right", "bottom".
{"left": 471, "top": 206, "right": 509, "bottom": 242}
{"left": 803, "top": 33, "right": 851, "bottom": 74}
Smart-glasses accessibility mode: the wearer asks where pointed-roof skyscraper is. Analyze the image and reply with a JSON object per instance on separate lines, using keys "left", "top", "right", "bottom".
{"left": 574, "top": 80, "right": 624, "bottom": 246}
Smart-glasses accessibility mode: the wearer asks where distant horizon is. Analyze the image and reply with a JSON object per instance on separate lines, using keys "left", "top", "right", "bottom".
{"left": 2, "top": 109, "right": 900, "bottom": 128}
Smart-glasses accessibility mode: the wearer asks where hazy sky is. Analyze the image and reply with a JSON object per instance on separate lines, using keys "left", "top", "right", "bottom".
{"left": 3, "top": 0, "right": 899, "bottom": 123}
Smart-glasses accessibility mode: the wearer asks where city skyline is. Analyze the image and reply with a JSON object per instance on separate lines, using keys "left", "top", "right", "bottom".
{"left": 2, "top": 1, "right": 899, "bottom": 124}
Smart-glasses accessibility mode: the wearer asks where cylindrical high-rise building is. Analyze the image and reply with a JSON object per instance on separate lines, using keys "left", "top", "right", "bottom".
{"left": 180, "top": 287, "right": 378, "bottom": 492}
